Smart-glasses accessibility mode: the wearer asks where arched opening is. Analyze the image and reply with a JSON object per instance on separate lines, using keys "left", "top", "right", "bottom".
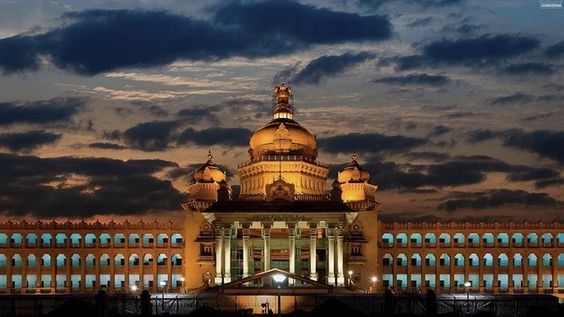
{"left": 114, "top": 234, "right": 125, "bottom": 246}
{"left": 55, "top": 233, "right": 67, "bottom": 247}
{"left": 70, "top": 234, "right": 81, "bottom": 247}
{"left": 172, "top": 254, "right": 182, "bottom": 266}
{"left": 454, "top": 253, "right": 464, "bottom": 267}
{"left": 425, "top": 254, "right": 436, "bottom": 266}
{"left": 482, "top": 233, "right": 494, "bottom": 247}
{"left": 528, "top": 254, "right": 538, "bottom": 267}
{"left": 512, "top": 233, "right": 524, "bottom": 246}
{"left": 498, "top": 254, "right": 509, "bottom": 267}
{"left": 129, "top": 234, "right": 140, "bottom": 246}
{"left": 27, "top": 254, "right": 36, "bottom": 267}
{"left": 383, "top": 254, "right": 393, "bottom": 266}
{"left": 542, "top": 254, "right": 552, "bottom": 267}
{"left": 453, "top": 233, "right": 465, "bottom": 247}
{"left": 157, "top": 254, "right": 168, "bottom": 266}
{"left": 143, "top": 234, "right": 154, "bottom": 247}
{"left": 12, "top": 254, "right": 22, "bottom": 267}
{"left": 40, "top": 234, "right": 52, "bottom": 247}
{"left": 410, "top": 253, "right": 422, "bottom": 266}
{"left": 100, "top": 254, "right": 110, "bottom": 267}
{"left": 527, "top": 233, "right": 538, "bottom": 246}
{"left": 469, "top": 254, "right": 479, "bottom": 267}
{"left": 86, "top": 254, "right": 96, "bottom": 267}
{"left": 397, "top": 254, "right": 407, "bottom": 267}
{"left": 171, "top": 233, "right": 183, "bottom": 246}
{"left": 129, "top": 254, "right": 139, "bottom": 266}
{"left": 541, "top": 233, "right": 553, "bottom": 246}
{"left": 439, "top": 254, "right": 450, "bottom": 266}
{"left": 71, "top": 254, "right": 81, "bottom": 267}
{"left": 483, "top": 254, "right": 493, "bottom": 267}
{"left": 56, "top": 254, "right": 66, "bottom": 267}
{"left": 115, "top": 254, "right": 125, "bottom": 267}
{"left": 396, "top": 234, "right": 408, "bottom": 247}
{"left": 157, "top": 234, "right": 169, "bottom": 246}
{"left": 41, "top": 254, "right": 51, "bottom": 267}
{"left": 0, "top": 254, "right": 6, "bottom": 268}
{"left": 381, "top": 233, "right": 394, "bottom": 247}
{"left": 439, "top": 233, "right": 450, "bottom": 245}
{"left": 99, "top": 233, "right": 111, "bottom": 246}
{"left": 513, "top": 254, "right": 523, "bottom": 267}
{"left": 143, "top": 254, "right": 153, "bottom": 266}
{"left": 424, "top": 233, "right": 436, "bottom": 246}
{"left": 85, "top": 234, "right": 96, "bottom": 247}
{"left": 409, "top": 233, "right": 422, "bottom": 247}
{"left": 468, "top": 233, "right": 479, "bottom": 247}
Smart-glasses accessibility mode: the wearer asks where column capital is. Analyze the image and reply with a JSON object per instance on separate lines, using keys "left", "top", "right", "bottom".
{"left": 327, "top": 228, "right": 336, "bottom": 238}
{"left": 242, "top": 228, "right": 250, "bottom": 238}
{"left": 262, "top": 221, "right": 273, "bottom": 229}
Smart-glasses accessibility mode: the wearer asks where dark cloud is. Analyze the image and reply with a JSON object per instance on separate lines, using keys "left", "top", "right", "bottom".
{"left": 0, "top": 97, "right": 85, "bottom": 126}
{"left": 407, "top": 17, "right": 433, "bottom": 28}
{"left": 177, "top": 107, "right": 218, "bottom": 123}
{"left": 177, "top": 127, "right": 252, "bottom": 147}
{"left": 441, "top": 22, "right": 484, "bottom": 35}
{"left": 0, "top": 153, "right": 184, "bottom": 217}
{"left": 402, "top": 151, "right": 451, "bottom": 162}
{"left": 358, "top": 0, "right": 465, "bottom": 9}
{"left": 535, "top": 178, "right": 564, "bottom": 189}
{"left": 506, "top": 168, "right": 559, "bottom": 182}
{"left": 489, "top": 92, "right": 534, "bottom": 105}
{"left": 545, "top": 40, "right": 564, "bottom": 58}
{"left": 521, "top": 113, "right": 552, "bottom": 122}
{"left": 371, "top": 73, "right": 449, "bottom": 86}
{"left": 272, "top": 62, "right": 301, "bottom": 86}
{"left": 318, "top": 132, "right": 425, "bottom": 155}
{"left": 429, "top": 125, "right": 451, "bottom": 136}
{"left": 168, "top": 163, "right": 234, "bottom": 181}
{"left": 139, "top": 104, "right": 168, "bottom": 117}
{"left": 178, "top": 98, "right": 269, "bottom": 122}
{"left": 88, "top": 142, "right": 127, "bottom": 150}
{"left": 0, "top": 131, "right": 61, "bottom": 153}
{"left": 384, "top": 34, "right": 540, "bottom": 70}
{"left": 277, "top": 52, "right": 375, "bottom": 85}
{"left": 123, "top": 120, "right": 180, "bottom": 151}
{"left": 500, "top": 63, "right": 554, "bottom": 75}
{"left": 0, "top": 4, "right": 391, "bottom": 75}
{"left": 468, "top": 129, "right": 564, "bottom": 164}
{"left": 438, "top": 189, "right": 563, "bottom": 212}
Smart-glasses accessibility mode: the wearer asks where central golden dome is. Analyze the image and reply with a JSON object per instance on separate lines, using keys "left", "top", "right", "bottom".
{"left": 248, "top": 84, "right": 318, "bottom": 160}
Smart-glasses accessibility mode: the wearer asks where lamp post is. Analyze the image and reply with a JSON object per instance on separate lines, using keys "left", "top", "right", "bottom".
{"left": 464, "top": 281, "right": 471, "bottom": 315}
{"left": 272, "top": 274, "right": 287, "bottom": 317}
{"left": 180, "top": 277, "right": 185, "bottom": 292}
{"left": 160, "top": 280, "right": 167, "bottom": 311}
{"left": 130, "top": 284, "right": 139, "bottom": 314}
{"left": 371, "top": 276, "right": 377, "bottom": 293}
{"left": 348, "top": 270, "right": 353, "bottom": 287}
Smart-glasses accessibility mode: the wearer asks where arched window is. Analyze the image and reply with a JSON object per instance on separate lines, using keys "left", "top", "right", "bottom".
{"left": 56, "top": 254, "right": 66, "bottom": 267}
{"left": 425, "top": 254, "right": 436, "bottom": 266}
{"left": 396, "top": 234, "right": 408, "bottom": 247}
{"left": 11, "top": 233, "right": 24, "bottom": 247}
{"left": 498, "top": 254, "right": 509, "bottom": 267}
{"left": 114, "top": 234, "right": 125, "bottom": 246}
{"left": 86, "top": 254, "right": 96, "bottom": 267}
{"left": 70, "top": 234, "right": 81, "bottom": 247}
{"left": 171, "top": 233, "right": 183, "bottom": 246}
{"left": 41, "top": 254, "right": 51, "bottom": 267}
{"left": 397, "top": 254, "right": 407, "bottom": 266}
{"left": 497, "top": 233, "right": 509, "bottom": 247}
{"left": 71, "top": 254, "right": 81, "bottom": 267}
{"left": 483, "top": 254, "right": 493, "bottom": 267}
{"left": 411, "top": 254, "right": 422, "bottom": 266}
{"left": 100, "top": 254, "right": 110, "bottom": 267}
{"left": 482, "top": 233, "right": 494, "bottom": 247}
{"left": 439, "top": 233, "right": 450, "bottom": 245}
{"left": 12, "top": 254, "right": 22, "bottom": 267}
{"left": 0, "top": 234, "right": 7, "bottom": 246}
{"left": 143, "top": 254, "right": 153, "bottom": 265}
{"left": 469, "top": 254, "right": 479, "bottom": 267}
{"left": 468, "top": 233, "right": 479, "bottom": 246}
{"left": 527, "top": 233, "right": 538, "bottom": 246}
{"left": 129, "top": 254, "right": 140, "bottom": 266}
{"left": 453, "top": 233, "right": 465, "bottom": 246}
{"left": 558, "top": 233, "right": 564, "bottom": 246}
{"left": 439, "top": 254, "right": 450, "bottom": 266}
{"left": 85, "top": 234, "right": 96, "bottom": 247}
{"left": 99, "top": 234, "right": 111, "bottom": 246}
{"left": 528, "top": 254, "right": 537, "bottom": 267}
{"left": 541, "top": 233, "right": 553, "bottom": 246}
{"left": 454, "top": 253, "right": 464, "bottom": 266}
{"left": 512, "top": 233, "right": 524, "bottom": 246}
{"left": 157, "top": 234, "right": 169, "bottom": 246}
{"left": 558, "top": 254, "right": 564, "bottom": 266}
{"left": 143, "top": 234, "right": 154, "bottom": 247}
{"left": 0, "top": 254, "right": 6, "bottom": 267}
{"left": 172, "top": 254, "right": 182, "bottom": 266}
{"left": 513, "top": 254, "right": 523, "bottom": 267}
{"left": 129, "top": 234, "right": 140, "bottom": 246}
{"left": 55, "top": 233, "right": 67, "bottom": 247}
{"left": 542, "top": 254, "right": 552, "bottom": 267}
{"left": 424, "top": 233, "right": 436, "bottom": 246}
{"left": 40, "top": 234, "right": 52, "bottom": 247}
{"left": 115, "top": 254, "right": 125, "bottom": 267}
{"left": 410, "top": 233, "right": 422, "bottom": 247}
{"left": 157, "top": 254, "right": 167, "bottom": 265}
{"left": 381, "top": 233, "right": 394, "bottom": 247}
{"left": 382, "top": 254, "right": 393, "bottom": 266}
{"left": 27, "top": 254, "right": 36, "bottom": 267}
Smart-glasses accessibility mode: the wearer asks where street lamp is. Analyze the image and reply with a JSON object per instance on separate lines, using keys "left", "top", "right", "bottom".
{"left": 371, "top": 276, "right": 377, "bottom": 293}
{"left": 180, "top": 277, "right": 185, "bottom": 292}
{"left": 160, "top": 280, "right": 167, "bottom": 311}
{"left": 272, "top": 274, "right": 287, "bottom": 317}
{"left": 464, "top": 281, "right": 471, "bottom": 315}
{"left": 348, "top": 270, "right": 353, "bottom": 287}
{"left": 130, "top": 284, "right": 138, "bottom": 292}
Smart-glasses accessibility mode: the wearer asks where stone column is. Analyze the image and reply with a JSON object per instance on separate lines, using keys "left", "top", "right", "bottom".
{"left": 327, "top": 227, "right": 336, "bottom": 286}
{"left": 337, "top": 227, "right": 345, "bottom": 286}
{"left": 242, "top": 227, "right": 250, "bottom": 278}
{"left": 263, "top": 224, "right": 271, "bottom": 271}
{"left": 309, "top": 226, "right": 317, "bottom": 281}
{"left": 288, "top": 224, "right": 296, "bottom": 286}
{"left": 224, "top": 227, "right": 232, "bottom": 283}
{"left": 214, "top": 227, "right": 223, "bottom": 285}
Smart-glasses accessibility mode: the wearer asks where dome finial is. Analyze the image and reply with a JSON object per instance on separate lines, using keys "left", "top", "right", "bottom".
{"left": 272, "top": 83, "right": 294, "bottom": 120}
{"left": 351, "top": 151, "right": 358, "bottom": 162}
{"left": 207, "top": 150, "right": 213, "bottom": 162}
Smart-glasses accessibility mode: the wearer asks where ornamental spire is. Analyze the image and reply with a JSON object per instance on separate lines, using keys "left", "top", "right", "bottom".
{"left": 207, "top": 150, "right": 213, "bottom": 163}
{"left": 273, "top": 83, "right": 294, "bottom": 120}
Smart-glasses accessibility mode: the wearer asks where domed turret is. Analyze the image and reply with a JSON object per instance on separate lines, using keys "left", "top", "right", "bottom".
{"left": 337, "top": 153, "right": 378, "bottom": 203}
{"left": 248, "top": 83, "right": 318, "bottom": 160}
{"left": 182, "top": 151, "right": 230, "bottom": 210}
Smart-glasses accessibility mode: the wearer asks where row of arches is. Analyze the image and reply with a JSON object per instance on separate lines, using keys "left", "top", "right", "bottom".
{"left": 0, "top": 233, "right": 183, "bottom": 247}
{"left": 381, "top": 232, "right": 563, "bottom": 247}
{"left": 382, "top": 253, "right": 564, "bottom": 267}
{"left": 0, "top": 253, "right": 183, "bottom": 268}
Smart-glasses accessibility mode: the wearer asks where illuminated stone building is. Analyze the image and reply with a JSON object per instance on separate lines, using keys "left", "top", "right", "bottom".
{"left": 0, "top": 84, "right": 562, "bottom": 303}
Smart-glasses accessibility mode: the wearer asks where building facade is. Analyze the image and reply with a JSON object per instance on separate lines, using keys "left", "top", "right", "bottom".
{"left": 0, "top": 84, "right": 562, "bottom": 300}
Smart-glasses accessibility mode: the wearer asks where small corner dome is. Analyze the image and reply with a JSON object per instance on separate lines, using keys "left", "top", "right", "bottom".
{"left": 337, "top": 153, "right": 371, "bottom": 183}
{"left": 192, "top": 151, "right": 226, "bottom": 183}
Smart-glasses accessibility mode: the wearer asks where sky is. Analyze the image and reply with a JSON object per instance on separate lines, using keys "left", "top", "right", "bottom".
{"left": 0, "top": 0, "right": 563, "bottom": 223}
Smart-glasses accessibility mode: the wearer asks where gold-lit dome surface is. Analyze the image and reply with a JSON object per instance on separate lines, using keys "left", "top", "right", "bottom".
{"left": 338, "top": 153, "right": 371, "bottom": 183}
{"left": 249, "top": 119, "right": 318, "bottom": 159}
{"left": 192, "top": 151, "right": 226, "bottom": 183}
